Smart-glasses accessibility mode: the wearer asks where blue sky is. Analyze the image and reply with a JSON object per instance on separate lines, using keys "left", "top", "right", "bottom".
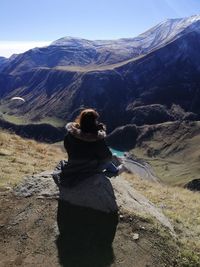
{"left": 1, "top": 0, "right": 200, "bottom": 57}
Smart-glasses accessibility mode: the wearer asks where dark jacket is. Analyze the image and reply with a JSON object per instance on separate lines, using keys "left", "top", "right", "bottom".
{"left": 61, "top": 122, "right": 112, "bottom": 186}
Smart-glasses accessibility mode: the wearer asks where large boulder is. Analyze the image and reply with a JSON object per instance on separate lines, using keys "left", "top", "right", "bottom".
{"left": 13, "top": 170, "right": 174, "bottom": 233}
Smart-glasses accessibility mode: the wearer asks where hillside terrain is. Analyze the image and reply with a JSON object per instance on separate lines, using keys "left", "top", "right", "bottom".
{"left": 125, "top": 173, "right": 200, "bottom": 266}
{"left": 1, "top": 118, "right": 200, "bottom": 187}
{"left": 107, "top": 120, "right": 200, "bottom": 186}
{"left": 1, "top": 15, "right": 200, "bottom": 130}
{"left": 131, "top": 121, "right": 200, "bottom": 186}
{"left": 0, "top": 118, "right": 65, "bottom": 142}
{"left": 1, "top": 15, "right": 200, "bottom": 265}
{"left": 0, "top": 131, "right": 200, "bottom": 266}
{"left": 0, "top": 130, "right": 65, "bottom": 187}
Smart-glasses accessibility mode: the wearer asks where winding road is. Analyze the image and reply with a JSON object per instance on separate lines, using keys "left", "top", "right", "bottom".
{"left": 122, "top": 157, "right": 159, "bottom": 183}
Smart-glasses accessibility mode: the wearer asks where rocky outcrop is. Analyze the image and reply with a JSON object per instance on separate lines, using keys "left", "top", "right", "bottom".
{"left": 13, "top": 171, "right": 174, "bottom": 233}
{"left": 1, "top": 181, "right": 180, "bottom": 267}
{"left": 108, "top": 120, "right": 200, "bottom": 156}
{"left": 107, "top": 124, "right": 138, "bottom": 150}
{"left": 0, "top": 169, "right": 181, "bottom": 267}
{"left": 185, "top": 179, "right": 200, "bottom": 191}
{"left": 169, "top": 104, "right": 199, "bottom": 121}
{"left": 0, "top": 118, "right": 64, "bottom": 142}
{"left": 127, "top": 104, "right": 174, "bottom": 126}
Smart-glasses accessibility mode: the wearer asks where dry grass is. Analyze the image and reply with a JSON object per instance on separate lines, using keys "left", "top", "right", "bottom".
{"left": 0, "top": 130, "right": 66, "bottom": 187}
{"left": 132, "top": 121, "right": 200, "bottom": 186}
{"left": 124, "top": 173, "right": 200, "bottom": 264}
{"left": 1, "top": 112, "right": 65, "bottom": 127}
{"left": 54, "top": 53, "right": 145, "bottom": 73}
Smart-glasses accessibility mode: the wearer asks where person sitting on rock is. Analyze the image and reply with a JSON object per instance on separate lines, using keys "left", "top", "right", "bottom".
{"left": 58, "top": 108, "right": 126, "bottom": 187}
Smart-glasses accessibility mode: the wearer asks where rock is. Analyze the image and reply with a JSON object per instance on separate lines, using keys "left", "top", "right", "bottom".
{"left": 107, "top": 124, "right": 138, "bottom": 151}
{"left": 13, "top": 171, "right": 174, "bottom": 234}
{"left": 132, "top": 233, "right": 139, "bottom": 240}
{"left": 14, "top": 171, "right": 59, "bottom": 198}
{"left": 112, "top": 177, "right": 174, "bottom": 234}
{"left": 170, "top": 104, "right": 199, "bottom": 121}
{"left": 128, "top": 104, "right": 174, "bottom": 126}
{"left": 184, "top": 179, "right": 200, "bottom": 192}
{"left": 119, "top": 215, "right": 124, "bottom": 220}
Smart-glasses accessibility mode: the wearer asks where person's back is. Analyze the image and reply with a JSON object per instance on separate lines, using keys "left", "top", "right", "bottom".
{"left": 64, "top": 122, "right": 110, "bottom": 161}
{"left": 61, "top": 109, "right": 113, "bottom": 186}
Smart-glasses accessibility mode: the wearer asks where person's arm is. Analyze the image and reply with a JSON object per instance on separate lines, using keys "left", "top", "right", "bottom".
{"left": 64, "top": 135, "right": 68, "bottom": 152}
{"left": 95, "top": 139, "right": 112, "bottom": 162}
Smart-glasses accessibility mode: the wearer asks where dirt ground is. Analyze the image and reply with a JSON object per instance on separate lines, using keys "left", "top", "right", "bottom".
{"left": 0, "top": 190, "right": 179, "bottom": 267}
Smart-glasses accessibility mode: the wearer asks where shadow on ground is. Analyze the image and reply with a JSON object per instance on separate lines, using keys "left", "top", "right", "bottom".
{"left": 56, "top": 200, "right": 119, "bottom": 267}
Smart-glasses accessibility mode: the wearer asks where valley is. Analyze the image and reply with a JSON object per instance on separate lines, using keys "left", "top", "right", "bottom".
{"left": 1, "top": 15, "right": 200, "bottom": 131}
{"left": 131, "top": 121, "right": 200, "bottom": 185}
{"left": 1, "top": 14, "right": 200, "bottom": 266}
{"left": 107, "top": 120, "right": 200, "bottom": 186}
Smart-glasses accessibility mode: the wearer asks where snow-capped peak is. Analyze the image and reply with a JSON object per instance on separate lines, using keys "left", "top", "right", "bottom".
{"left": 50, "top": 36, "right": 93, "bottom": 47}
{"left": 44, "top": 14, "right": 200, "bottom": 65}
{"left": 135, "top": 14, "right": 200, "bottom": 50}
{"left": 186, "top": 14, "right": 200, "bottom": 23}
{"left": 164, "top": 14, "right": 200, "bottom": 35}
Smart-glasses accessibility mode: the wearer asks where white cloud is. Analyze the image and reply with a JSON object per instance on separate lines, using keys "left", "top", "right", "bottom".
{"left": 0, "top": 41, "right": 51, "bottom": 58}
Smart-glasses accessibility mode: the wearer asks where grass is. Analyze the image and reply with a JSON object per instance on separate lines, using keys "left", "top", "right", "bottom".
{"left": 132, "top": 148, "right": 200, "bottom": 186}
{"left": 35, "top": 116, "right": 65, "bottom": 127}
{"left": 1, "top": 112, "right": 65, "bottom": 127}
{"left": 0, "top": 130, "right": 66, "bottom": 187}
{"left": 2, "top": 113, "right": 29, "bottom": 124}
{"left": 124, "top": 173, "right": 200, "bottom": 266}
{"left": 131, "top": 121, "right": 200, "bottom": 186}
{"left": 0, "top": 105, "right": 65, "bottom": 127}
{"left": 53, "top": 52, "right": 146, "bottom": 73}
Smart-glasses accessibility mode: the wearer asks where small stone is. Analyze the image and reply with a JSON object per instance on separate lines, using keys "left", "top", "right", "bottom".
{"left": 132, "top": 233, "right": 139, "bottom": 240}
{"left": 5, "top": 187, "right": 12, "bottom": 191}
{"left": 119, "top": 214, "right": 124, "bottom": 220}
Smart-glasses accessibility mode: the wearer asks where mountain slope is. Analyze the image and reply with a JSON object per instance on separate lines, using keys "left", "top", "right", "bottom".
{"left": 1, "top": 29, "right": 200, "bottom": 128}
{"left": 2, "top": 15, "right": 200, "bottom": 75}
{"left": 0, "top": 56, "right": 7, "bottom": 66}
{"left": 117, "top": 30, "right": 200, "bottom": 115}
{"left": 131, "top": 121, "right": 200, "bottom": 185}
{"left": 0, "top": 130, "right": 65, "bottom": 187}
{"left": 1, "top": 15, "right": 200, "bottom": 130}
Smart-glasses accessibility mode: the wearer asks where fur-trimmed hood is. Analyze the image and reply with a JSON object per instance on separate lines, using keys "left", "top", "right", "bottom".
{"left": 65, "top": 122, "right": 106, "bottom": 142}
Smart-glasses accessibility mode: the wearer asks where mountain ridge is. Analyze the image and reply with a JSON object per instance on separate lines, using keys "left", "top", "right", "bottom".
{"left": 1, "top": 14, "right": 200, "bottom": 131}
{"left": 2, "top": 14, "right": 200, "bottom": 74}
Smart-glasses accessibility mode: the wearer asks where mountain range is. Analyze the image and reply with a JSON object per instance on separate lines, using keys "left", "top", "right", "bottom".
{"left": 1, "top": 15, "right": 200, "bottom": 131}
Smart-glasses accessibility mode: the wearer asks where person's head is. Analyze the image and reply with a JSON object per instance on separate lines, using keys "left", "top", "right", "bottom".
{"left": 75, "top": 108, "right": 100, "bottom": 133}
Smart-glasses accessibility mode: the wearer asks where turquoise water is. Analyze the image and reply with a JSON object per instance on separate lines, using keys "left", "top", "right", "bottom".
{"left": 110, "top": 148, "right": 125, "bottom": 157}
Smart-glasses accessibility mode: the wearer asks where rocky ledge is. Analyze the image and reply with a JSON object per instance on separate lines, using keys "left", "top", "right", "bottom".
{"left": 13, "top": 171, "right": 174, "bottom": 233}
{"left": 0, "top": 171, "right": 180, "bottom": 267}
